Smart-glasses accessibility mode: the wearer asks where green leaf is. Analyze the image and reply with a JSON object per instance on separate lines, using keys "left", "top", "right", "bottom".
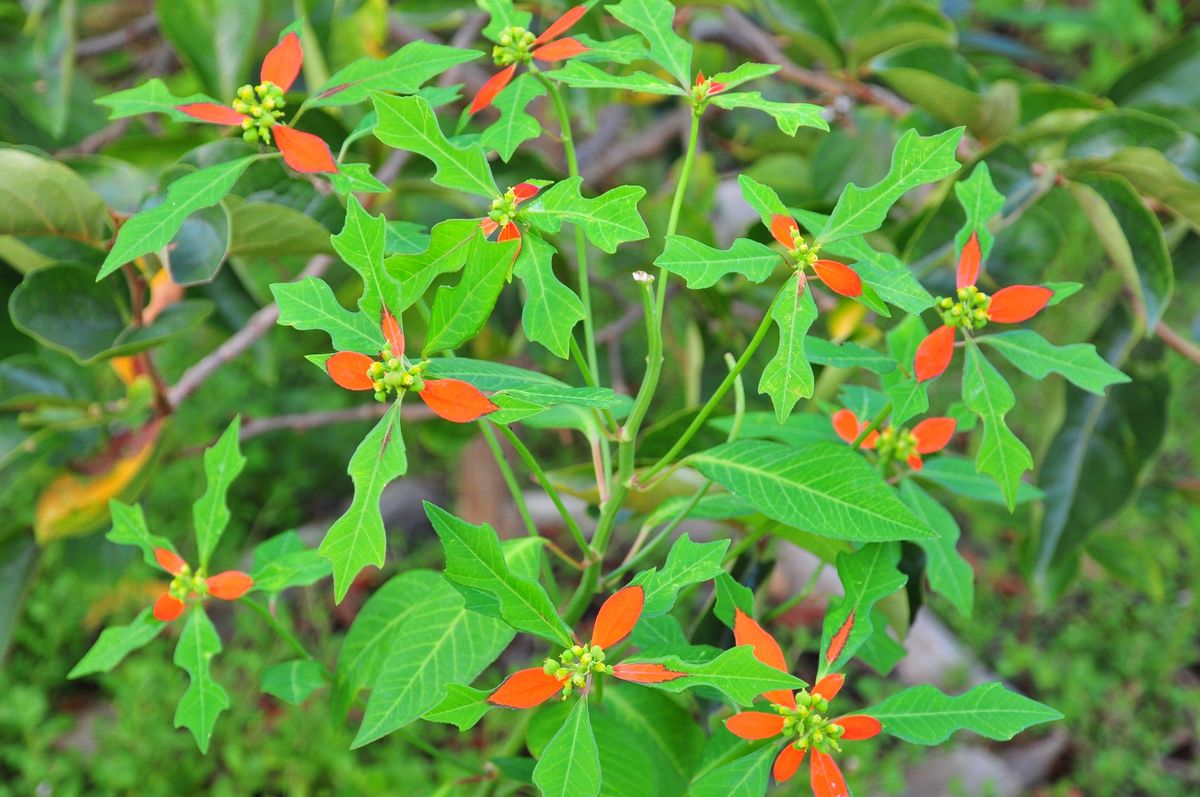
{"left": 607, "top": 0, "right": 693, "bottom": 85}
{"left": 224, "top": 199, "right": 334, "bottom": 261}
{"left": 352, "top": 572, "right": 513, "bottom": 747}
{"left": 424, "top": 357, "right": 567, "bottom": 391}
{"left": 533, "top": 698, "right": 601, "bottom": 797}
{"left": 422, "top": 684, "right": 493, "bottom": 731}
{"left": 630, "top": 534, "right": 729, "bottom": 616}
{"left": 710, "top": 92, "right": 829, "bottom": 135}
{"left": 551, "top": 61, "right": 684, "bottom": 95}
{"left": 736, "top": 173, "right": 789, "bottom": 228}
{"left": 425, "top": 502, "right": 573, "bottom": 646}
{"left": 572, "top": 34, "right": 649, "bottom": 65}
{"left": 261, "top": 660, "right": 326, "bottom": 705}
{"left": 480, "top": 0, "right": 531, "bottom": 39}
{"left": 332, "top": 196, "right": 398, "bottom": 324}
{"left": 758, "top": 274, "right": 818, "bottom": 422}
{"left": 68, "top": 608, "right": 164, "bottom": 679}
{"left": 864, "top": 682, "right": 1062, "bottom": 745}
{"left": 818, "top": 543, "right": 906, "bottom": 676}
{"left": 915, "top": 455, "right": 1043, "bottom": 506}
{"left": 654, "top": 236, "right": 779, "bottom": 289}
{"left": 713, "top": 573, "right": 755, "bottom": 629}
{"left": 106, "top": 500, "right": 172, "bottom": 567}
{"left": 689, "top": 745, "right": 774, "bottom": 797}
{"left": 0, "top": 149, "right": 108, "bottom": 245}
{"left": 424, "top": 232, "right": 519, "bottom": 355}
{"left": 320, "top": 403, "right": 407, "bottom": 603}
{"left": 372, "top": 94, "right": 497, "bottom": 198}
{"left": 96, "top": 78, "right": 220, "bottom": 122}
{"left": 899, "top": 480, "right": 973, "bottom": 616}
{"left": 10, "top": 263, "right": 126, "bottom": 363}
{"left": 710, "top": 63, "right": 780, "bottom": 89}
{"left": 250, "top": 531, "right": 331, "bottom": 593}
{"left": 172, "top": 606, "right": 229, "bottom": 753}
{"left": 1068, "top": 172, "right": 1173, "bottom": 328}
{"left": 99, "top": 157, "right": 257, "bottom": 280}
{"left": 191, "top": 416, "right": 244, "bottom": 569}
{"left": 633, "top": 646, "right": 806, "bottom": 706}
{"left": 329, "top": 163, "right": 389, "bottom": 195}
{"left": 805, "top": 338, "right": 895, "bottom": 374}
{"left": 953, "top": 161, "right": 1005, "bottom": 264}
{"left": 308, "top": 41, "right": 480, "bottom": 109}
{"left": 880, "top": 315, "right": 928, "bottom": 426}
{"left": 962, "top": 343, "right": 1033, "bottom": 511}
{"left": 480, "top": 72, "right": 547, "bottom": 161}
{"left": 978, "top": 330, "right": 1130, "bottom": 396}
{"left": 271, "top": 277, "right": 384, "bottom": 354}
{"left": 691, "top": 440, "right": 935, "bottom": 542}
{"left": 526, "top": 177, "right": 649, "bottom": 254}
{"left": 384, "top": 218, "right": 478, "bottom": 311}
{"left": 513, "top": 234, "right": 585, "bottom": 358}
{"left": 818, "top": 127, "right": 964, "bottom": 245}
{"left": 156, "top": 0, "right": 259, "bottom": 99}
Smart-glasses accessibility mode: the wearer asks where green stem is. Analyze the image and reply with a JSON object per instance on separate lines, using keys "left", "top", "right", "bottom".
{"left": 241, "top": 597, "right": 330, "bottom": 678}
{"left": 636, "top": 286, "right": 781, "bottom": 486}
{"left": 853, "top": 401, "right": 893, "bottom": 448}
{"left": 479, "top": 421, "right": 539, "bottom": 538}
{"left": 495, "top": 423, "right": 591, "bottom": 556}
{"left": 655, "top": 110, "right": 701, "bottom": 319}
{"left": 765, "top": 562, "right": 828, "bottom": 621}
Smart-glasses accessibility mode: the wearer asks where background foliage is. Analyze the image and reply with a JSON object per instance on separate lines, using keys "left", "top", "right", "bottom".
{"left": 1, "top": 0, "right": 1197, "bottom": 795}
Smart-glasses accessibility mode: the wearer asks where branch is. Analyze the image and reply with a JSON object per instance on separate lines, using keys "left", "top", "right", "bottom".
{"left": 76, "top": 13, "right": 158, "bottom": 58}
{"left": 166, "top": 255, "right": 333, "bottom": 407}
{"left": 1156, "top": 321, "right": 1200, "bottom": 365}
{"left": 580, "top": 108, "right": 692, "bottom": 186}
{"left": 239, "top": 403, "right": 435, "bottom": 442}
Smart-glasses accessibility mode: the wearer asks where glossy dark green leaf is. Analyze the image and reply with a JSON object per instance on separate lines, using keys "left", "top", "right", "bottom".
{"left": 9, "top": 263, "right": 126, "bottom": 363}
{"left": 0, "top": 150, "right": 108, "bottom": 246}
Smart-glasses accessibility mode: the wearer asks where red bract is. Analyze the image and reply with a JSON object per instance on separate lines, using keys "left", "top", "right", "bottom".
{"left": 325, "top": 310, "right": 498, "bottom": 424}
{"left": 480, "top": 182, "right": 540, "bottom": 251}
{"left": 469, "top": 6, "right": 590, "bottom": 114}
{"left": 914, "top": 232, "right": 1053, "bottom": 382}
{"left": 487, "top": 586, "right": 685, "bottom": 708}
{"left": 725, "top": 611, "right": 881, "bottom": 795}
{"left": 151, "top": 547, "right": 253, "bottom": 622}
{"left": 831, "top": 409, "right": 956, "bottom": 470}
{"left": 768, "top": 214, "right": 863, "bottom": 299}
{"left": 178, "top": 32, "right": 338, "bottom": 174}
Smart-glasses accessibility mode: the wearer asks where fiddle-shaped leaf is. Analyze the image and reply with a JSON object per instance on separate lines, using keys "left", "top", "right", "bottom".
{"left": 480, "top": 72, "right": 547, "bottom": 161}
{"left": 954, "top": 161, "right": 1005, "bottom": 263}
{"left": 373, "top": 94, "right": 497, "bottom": 198}
{"left": 271, "top": 277, "right": 384, "bottom": 354}
{"left": 630, "top": 535, "right": 729, "bottom": 617}
{"left": 864, "top": 682, "right": 1062, "bottom": 745}
{"left": 631, "top": 646, "right": 806, "bottom": 706}
{"left": 710, "top": 92, "right": 828, "bottom": 135}
{"left": 321, "top": 403, "right": 407, "bottom": 603}
{"left": 962, "top": 343, "right": 1033, "bottom": 510}
{"left": 96, "top": 78, "right": 219, "bottom": 122}
{"left": 818, "top": 127, "right": 964, "bottom": 245}
{"left": 978, "top": 330, "right": 1130, "bottom": 396}
{"left": 654, "top": 236, "right": 780, "bottom": 289}
{"left": 332, "top": 196, "right": 398, "bottom": 323}
{"left": 758, "top": 273, "right": 818, "bottom": 422}
{"left": 173, "top": 607, "right": 229, "bottom": 753}
{"left": 525, "top": 177, "right": 649, "bottom": 254}
{"left": 424, "top": 233, "right": 520, "bottom": 355}
{"left": 551, "top": 61, "right": 684, "bottom": 95}
{"left": 69, "top": 608, "right": 164, "bottom": 678}
{"left": 607, "top": 0, "right": 693, "bottom": 86}
{"left": 818, "top": 543, "right": 907, "bottom": 677}
{"left": 513, "top": 234, "right": 585, "bottom": 358}
{"left": 106, "top": 500, "right": 171, "bottom": 567}
{"left": 385, "top": 219, "right": 479, "bottom": 311}
{"left": 193, "top": 416, "right": 245, "bottom": 569}
{"left": 308, "top": 41, "right": 479, "bottom": 109}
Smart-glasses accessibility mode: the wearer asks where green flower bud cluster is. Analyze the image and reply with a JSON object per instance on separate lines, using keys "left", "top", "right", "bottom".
{"left": 772, "top": 689, "right": 846, "bottom": 755}
{"left": 787, "top": 232, "right": 821, "bottom": 270}
{"left": 168, "top": 566, "right": 208, "bottom": 601}
{"left": 487, "top": 188, "right": 522, "bottom": 229}
{"left": 542, "top": 644, "right": 613, "bottom": 698}
{"left": 233, "top": 81, "right": 286, "bottom": 144}
{"left": 875, "top": 425, "right": 919, "bottom": 464}
{"left": 493, "top": 26, "right": 537, "bottom": 66}
{"left": 366, "top": 351, "right": 428, "bottom": 403}
{"left": 689, "top": 76, "right": 716, "bottom": 110}
{"left": 936, "top": 285, "right": 991, "bottom": 330}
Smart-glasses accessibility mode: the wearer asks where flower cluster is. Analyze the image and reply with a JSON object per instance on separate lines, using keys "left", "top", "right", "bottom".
{"left": 769, "top": 215, "right": 863, "bottom": 298}
{"left": 151, "top": 547, "right": 252, "bottom": 622}
{"left": 832, "top": 409, "right": 956, "bottom": 470}
{"left": 470, "top": 5, "right": 590, "bottom": 114}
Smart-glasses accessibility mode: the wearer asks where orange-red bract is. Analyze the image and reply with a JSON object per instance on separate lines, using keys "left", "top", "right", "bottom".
{"left": 773, "top": 744, "right": 807, "bottom": 782}
{"left": 812, "top": 260, "right": 862, "bottom": 298}
{"left": 826, "top": 613, "right": 854, "bottom": 665}
{"left": 487, "top": 667, "right": 565, "bottom": 708}
{"left": 610, "top": 663, "right": 685, "bottom": 683}
{"left": 206, "top": 571, "right": 254, "bottom": 600}
{"left": 734, "top": 609, "right": 796, "bottom": 709}
{"left": 810, "top": 750, "right": 849, "bottom": 797}
{"left": 956, "top": 232, "right": 981, "bottom": 290}
{"left": 770, "top": 214, "right": 799, "bottom": 248}
{"left": 419, "top": 379, "right": 500, "bottom": 423}
{"left": 726, "top": 711, "right": 787, "bottom": 740}
{"left": 987, "top": 285, "right": 1053, "bottom": 323}
{"left": 534, "top": 4, "right": 587, "bottom": 44}
{"left": 531, "top": 38, "right": 589, "bottom": 62}
{"left": 273, "top": 125, "right": 339, "bottom": 174}
{"left": 326, "top": 351, "right": 375, "bottom": 391}
{"left": 469, "top": 64, "right": 517, "bottom": 114}
{"left": 512, "top": 182, "right": 540, "bottom": 202}
{"left": 382, "top": 310, "right": 404, "bottom": 359}
{"left": 260, "top": 32, "right": 303, "bottom": 92}
{"left": 831, "top": 409, "right": 879, "bottom": 449}
{"left": 178, "top": 103, "right": 245, "bottom": 125}
{"left": 590, "top": 585, "right": 644, "bottom": 648}
{"left": 153, "top": 593, "right": 185, "bottom": 622}
{"left": 813, "top": 673, "right": 844, "bottom": 701}
{"left": 912, "top": 417, "right": 956, "bottom": 454}
{"left": 914, "top": 324, "right": 956, "bottom": 382}
{"left": 836, "top": 714, "right": 882, "bottom": 740}
{"left": 155, "top": 547, "right": 186, "bottom": 575}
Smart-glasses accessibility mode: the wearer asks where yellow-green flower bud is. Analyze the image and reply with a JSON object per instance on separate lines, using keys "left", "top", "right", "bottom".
{"left": 572, "top": 645, "right": 584, "bottom": 656}
{"left": 543, "top": 659, "right": 558, "bottom": 675}
{"left": 580, "top": 653, "right": 592, "bottom": 666}
{"left": 572, "top": 674, "right": 586, "bottom": 688}
{"left": 242, "top": 128, "right": 259, "bottom": 143}
{"left": 555, "top": 667, "right": 570, "bottom": 680}
{"left": 374, "top": 391, "right": 387, "bottom": 403}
